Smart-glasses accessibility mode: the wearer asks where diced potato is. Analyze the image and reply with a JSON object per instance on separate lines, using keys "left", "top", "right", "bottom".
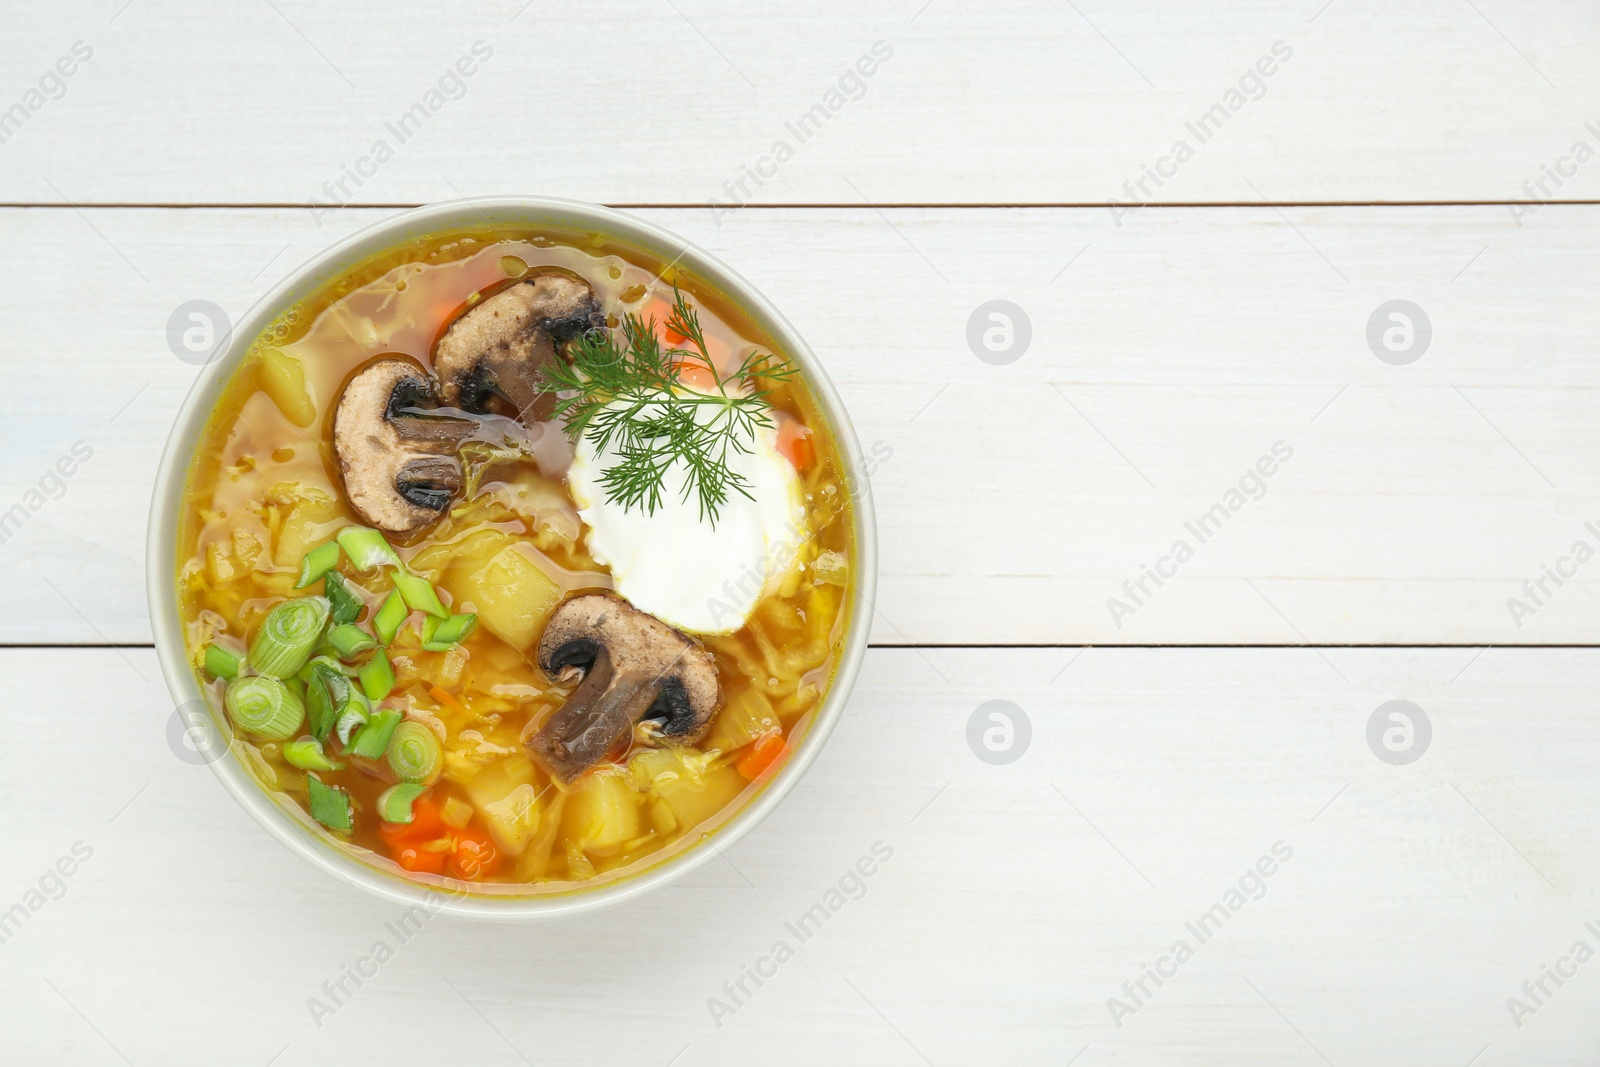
{"left": 205, "top": 540, "right": 236, "bottom": 584}
{"left": 701, "top": 688, "right": 781, "bottom": 755}
{"left": 649, "top": 798, "right": 678, "bottom": 835}
{"left": 480, "top": 783, "right": 543, "bottom": 857}
{"left": 440, "top": 796, "right": 474, "bottom": 829}
{"left": 812, "top": 549, "right": 848, "bottom": 586}
{"left": 258, "top": 347, "right": 315, "bottom": 428}
{"left": 628, "top": 746, "right": 712, "bottom": 793}
{"left": 655, "top": 763, "right": 744, "bottom": 830}
{"left": 270, "top": 486, "right": 340, "bottom": 568}
{"left": 459, "top": 753, "right": 536, "bottom": 808}
{"left": 231, "top": 528, "right": 265, "bottom": 570}
{"left": 629, "top": 746, "right": 745, "bottom": 831}
{"left": 437, "top": 645, "right": 467, "bottom": 688}
{"left": 444, "top": 534, "right": 562, "bottom": 651}
{"left": 561, "top": 770, "right": 641, "bottom": 855}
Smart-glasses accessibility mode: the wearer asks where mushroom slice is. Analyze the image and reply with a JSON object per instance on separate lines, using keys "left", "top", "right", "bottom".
{"left": 333, "top": 358, "right": 474, "bottom": 535}
{"left": 527, "top": 594, "right": 721, "bottom": 786}
{"left": 433, "top": 272, "right": 605, "bottom": 424}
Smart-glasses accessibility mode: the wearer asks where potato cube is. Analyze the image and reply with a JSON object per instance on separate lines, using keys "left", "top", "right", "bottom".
{"left": 446, "top": 538, "right": 562, "bottom": 651}
{"left": 561, "top": 770, "right": 641, "bottom": 855}
{"left": 481, "top": 784, "right": 543, "bottom": 857}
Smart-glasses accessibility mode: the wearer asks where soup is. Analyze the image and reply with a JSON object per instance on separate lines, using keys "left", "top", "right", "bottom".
{"left": 177, "top": 226, "right": 854, "bottom": 894}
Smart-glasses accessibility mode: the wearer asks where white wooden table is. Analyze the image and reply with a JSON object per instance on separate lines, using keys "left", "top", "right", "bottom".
{"left": 5, "top": 3, "right": 1600, "bottom": 1064}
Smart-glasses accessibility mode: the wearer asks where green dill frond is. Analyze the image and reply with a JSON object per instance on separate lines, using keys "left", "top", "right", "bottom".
{"left": 544, "top": 285, "right": 797, "bottom": 524}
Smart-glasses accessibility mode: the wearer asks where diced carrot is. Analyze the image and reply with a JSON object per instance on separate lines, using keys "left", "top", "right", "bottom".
{"left": 672, "top": 354, "right": 716, "bottom": 393}
{"left": 394, "top": 844, "right": 448, "bottom": 874}
{"left": 379, "top": 797, "right": 446, "bottom": 847}
{"left": 775, "top": 419, "right": 814, "bottom": 472}
{"left": 736, "top": 728, "right": 787, "bottom": 780}
{"left": 641, "top": 297, "right": 690, "bottom": 346}
{"left": 448, "top": 826, "right": 502, "bottom": 880}
{"left": 429, "top": 684, "right": 468, "bottom": 717}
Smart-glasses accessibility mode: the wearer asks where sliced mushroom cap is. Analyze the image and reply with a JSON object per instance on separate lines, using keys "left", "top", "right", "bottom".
{"left": 526, "top": 594, "right": 721, "bottom": 785}
{"left": 332, "top": 358, "right": 474, "bottom": 534}
{"left": 433, "top": 272, "right": 605, "bottom": 424}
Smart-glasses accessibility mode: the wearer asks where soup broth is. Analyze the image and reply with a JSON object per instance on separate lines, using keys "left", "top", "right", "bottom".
{"left": 178, "top": 227, "right": 854, "bottom": 894}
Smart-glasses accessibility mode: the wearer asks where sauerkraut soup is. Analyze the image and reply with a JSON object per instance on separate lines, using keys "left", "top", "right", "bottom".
{"left": 177, "top": 227, "right": 854, "bottom": 893}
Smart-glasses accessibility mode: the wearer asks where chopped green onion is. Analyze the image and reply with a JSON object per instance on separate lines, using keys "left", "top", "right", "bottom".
{"left": 334, "top": 695, "right": 370, "bottom": 747}
{"left": 295, "top": 541, "right": 342, "bottom": 589}
{"left": 387, "top": 720, "right": 444, "bottom": 783}
{"left": 302, "top": 652, "right": 355, "bottom": 680}
{"left": 203, "top": 643, "right": 243, "bottom": 680}
{"left": 350, "top": 708, "right": 402, "bottom": 760}
{"left": 422, "top": 613, "right": 477, "bottom": 652}
{"left": 224, "top": 675, "right": 305, "bottom": 741}
{"left": 391, "top": 568, "right": 448, "bottom": 618}
{"left": 373, "top": 591, "right": 407, "bottom": 645}
{"left": 377, "top": 782, "right": 427, "bottom": 824}
{"left": 357, "top": 649, "right": 395, "bottom": 701}
{"left": 283, "top": 738, "right": 343, "bottom": 771}
{"left": 306, "top": 775, "right": 352, "bottom": 831}
{"left": 305, "top": 661, "right": 349, "bottom": 744}
{"left": 337, "top": 526, "right": 401, "bottom": 572}
{"left": 324, "top": 571, "right": 364, "bottom": 625}
{"left": 327, "top": 623, "right": 377, "bottom": 659}
{"left": 248, "top": 596, "right": 330, "bottom": 678}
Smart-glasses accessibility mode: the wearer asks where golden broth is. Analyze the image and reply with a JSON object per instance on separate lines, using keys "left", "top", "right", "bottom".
{"left": 177, "top": 227, "right": 854, "bottom": 894}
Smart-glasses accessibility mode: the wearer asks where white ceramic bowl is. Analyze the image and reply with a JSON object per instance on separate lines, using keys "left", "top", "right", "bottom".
{"left": 147, "top": 197, "right": 877, "bottom": 920}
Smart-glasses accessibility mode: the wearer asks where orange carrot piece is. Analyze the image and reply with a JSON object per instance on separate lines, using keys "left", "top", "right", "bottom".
{"left": 737, "top": 728, "right": 787, "bottom": 780}
{"left": 448, "top": 826, "right": 502, "bottom": 880}
{"left": 429, "top": 684, "right": 468, "bottom": 717}
{"left": 641, "top": 297, "right": 690, "bottom": 346}
{"left": 672, "top": 354, "right": 716, "bottom": 393}
{"left": 775, "top": 419, "right": 814, "bottom": 472}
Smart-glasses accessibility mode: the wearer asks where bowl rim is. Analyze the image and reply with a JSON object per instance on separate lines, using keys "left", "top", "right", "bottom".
{"left": 145, "top": 196, "right": 879, "bottom": 921}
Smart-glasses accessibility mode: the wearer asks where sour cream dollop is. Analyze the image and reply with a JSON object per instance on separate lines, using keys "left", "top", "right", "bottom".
{"left": 566, "top": 400, "right": 804, "bottom": 634}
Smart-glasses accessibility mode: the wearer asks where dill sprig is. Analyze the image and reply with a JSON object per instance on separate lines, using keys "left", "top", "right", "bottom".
{"left": 544, "top": 287, "right": 798, "bottom": 523}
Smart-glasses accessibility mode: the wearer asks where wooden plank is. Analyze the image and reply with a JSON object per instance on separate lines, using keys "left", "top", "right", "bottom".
{"left": 2, "top": 646, "right": 1596, "bottom": 1064}
{"left": 5, "top": 205, "right": 1598, "bottom": 645}
{"left": 2, "top": 2, "right": 1599, "bottom": 205}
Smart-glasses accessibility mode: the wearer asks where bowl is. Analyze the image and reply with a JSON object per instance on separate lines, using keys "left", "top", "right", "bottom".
{"left": 146, "top": 196, "right": 877, "bottom": 920}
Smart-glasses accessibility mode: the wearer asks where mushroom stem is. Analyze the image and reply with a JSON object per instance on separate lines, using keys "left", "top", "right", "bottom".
{"left": 528, "top": 647, "right": 663, "bottom": 785}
